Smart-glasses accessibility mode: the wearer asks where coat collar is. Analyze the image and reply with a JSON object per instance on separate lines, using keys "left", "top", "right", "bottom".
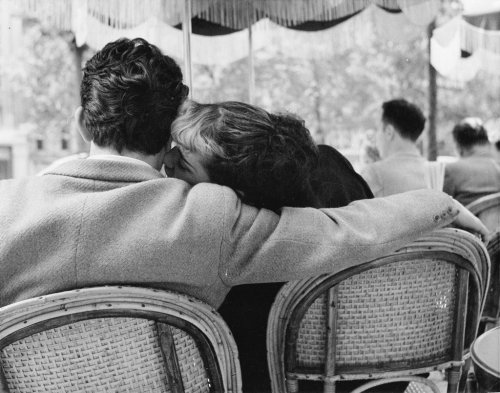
{"left": 43, "top": 158, "right": 165, "bottom": 183}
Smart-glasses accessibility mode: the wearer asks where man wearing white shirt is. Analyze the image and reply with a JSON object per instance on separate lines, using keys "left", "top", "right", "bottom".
{"left": 361, "top": 99, "right": 443, "bottom": 196}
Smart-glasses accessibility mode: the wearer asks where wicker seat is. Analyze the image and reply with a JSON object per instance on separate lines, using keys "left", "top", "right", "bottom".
{"left": 466, "top": 192, "right": 500, "bottom": 233}
{"left": 267, "top": 228, "right": 488, "bottom": 393}
{"left": 0, "top": 286, "right": 242, "bottom": 393}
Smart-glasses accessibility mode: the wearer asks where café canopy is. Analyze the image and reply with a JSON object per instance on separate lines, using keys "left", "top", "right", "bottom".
{"left": 13, "top": 0, "right": 500, "bottom": 159}
{"left": 17, "top": 0, "right": 499, "bottom": 84}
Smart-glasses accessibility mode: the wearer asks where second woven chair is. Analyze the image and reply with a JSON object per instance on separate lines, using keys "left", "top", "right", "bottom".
{"left": 267, "top": 228, "right": 489, "bottom": 393}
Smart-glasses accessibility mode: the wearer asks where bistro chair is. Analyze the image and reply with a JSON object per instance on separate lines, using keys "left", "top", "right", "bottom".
{"left": 481, "top": 231, "right": 500, "bottom": 331}
{"left": 267, "top": 228, "right": 489, "bottom": 393}
{"left": 467, "top": 194, "right": 500, "bottom": 331}
{"left": 466, "top": 192, "right": 500, "bottom": 233}
{"left": 0, "top": 286, "right": 242, "bottom": 393}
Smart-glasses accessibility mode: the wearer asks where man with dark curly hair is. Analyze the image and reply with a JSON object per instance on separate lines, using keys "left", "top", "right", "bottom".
{"left": 0, "top": 38, "right": 487, "bottom": 314}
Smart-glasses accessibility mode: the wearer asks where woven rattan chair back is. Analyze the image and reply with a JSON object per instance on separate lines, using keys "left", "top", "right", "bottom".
{"left": 482, "top": 231, "right": 500, "bottom": 329}
{"left": 0, "top": 286, "right": 241, "bottom": 393}
{"left": 267, "top": 229, "right": 488, "bottom": 393}
{"left": 466, "top": 192, "right": 500, "bottom": 233}
{"left": 467, "top": 194, "right": 500, "bottom": 330}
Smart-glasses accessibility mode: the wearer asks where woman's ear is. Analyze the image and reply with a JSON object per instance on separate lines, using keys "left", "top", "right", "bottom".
{"left": 74, "top": 106, "right": 93, "bottom": 143}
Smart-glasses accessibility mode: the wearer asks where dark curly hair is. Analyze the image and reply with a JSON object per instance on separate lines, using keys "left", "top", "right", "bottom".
{"left": 80, "top": 38, "right": 187, "bottom": 154}
{"left": 172, "top": 101, "right": 320, "bottom": 211}
{"left": 452, "top": 117, "right": 489, "bottom": 150}
{"left": 382, "top": 99, "right": 426, "bottom": 142}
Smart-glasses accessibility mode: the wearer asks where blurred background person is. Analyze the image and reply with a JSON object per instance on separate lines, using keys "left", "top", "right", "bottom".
{"left": 443, "top": 117, "right": 500, "bottom": 205}
{"left": 360, "top": 99, "right": 444, "bottom": 196}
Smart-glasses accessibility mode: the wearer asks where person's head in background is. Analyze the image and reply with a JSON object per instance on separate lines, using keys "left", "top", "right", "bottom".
{"left": 166, "top": 100, "right": 320, "bottom": 211}
{"left": 452, "top": 117, "right": 491, "bottom": 158}
{"left": 376, "top": 99, "right": 426, "bottom": 159}
{"left": 76, "top": 37, "right": 188, "bottom": 169}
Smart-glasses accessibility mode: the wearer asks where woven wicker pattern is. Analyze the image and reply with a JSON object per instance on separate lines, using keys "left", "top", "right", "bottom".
{"left": 172, "top": 326, "right": 210, "bottom": 393}
{"left": 484, "top": 231, "right": 500, "bottom": 321}
{"left": 296, "top": 260, "right": 457, "bottom": 368}
{"left": 295, "top": 295, "right": 328, "bottom": 367}
{"left": 404, "top": 381, "right": 435, "bottom": 393}
{"left": 1, "top": 317, "right": 209, "bottom": 393}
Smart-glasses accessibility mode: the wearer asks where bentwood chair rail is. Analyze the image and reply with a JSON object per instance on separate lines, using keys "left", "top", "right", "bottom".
{"left": 0, "top": 286, "right": 242, "bottom": 393}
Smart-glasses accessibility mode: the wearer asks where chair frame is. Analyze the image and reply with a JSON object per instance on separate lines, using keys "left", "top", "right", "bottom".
{"left": 482, "top": 231, "right": 500, "bottom": 327}
{"left": 466, "top": 192, "right": 500, "bottom": 233}
{"left": 0, "top": 286, "right": 242, "bottom": 393}
{"left": 467, "top": 193, "right": 500, "bottom": 330}
{"left": 267, "top": 228, "right": 489, "bottom": 393}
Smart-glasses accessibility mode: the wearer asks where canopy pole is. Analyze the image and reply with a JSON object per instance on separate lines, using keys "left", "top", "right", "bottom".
{"left": 183, "top": 0, "right": 193, "bottom": 98}
{"left": 248, "top": 5, "right": 255, "bottom": 104}
{"left": 427, "top": 20, "right": 438, "bottom": 161}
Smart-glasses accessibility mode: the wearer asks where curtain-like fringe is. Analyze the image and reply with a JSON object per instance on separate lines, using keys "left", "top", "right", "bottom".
{"left": 253, "top": 0, "right": 367, "bottom": 26}
{"left": 15, "top": 0, "right": 399, "bottom": 31}
{"left": 194, "top": 0, "right": 372, "bottom": 29}
{"left": 18, "top": 0, "right": 73, "bottom": 31}
{"left": 86, "top": 0, "right": 184, "bottom": 29}
{"left": 461, "top": 19, "right": 500, "bottom": 54}
{"left": 14, "top": 0, "right": 445, "bottom": 32}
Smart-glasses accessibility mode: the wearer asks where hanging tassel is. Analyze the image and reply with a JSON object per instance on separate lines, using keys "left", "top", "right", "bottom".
{"left": 253, "top": 0, "right": 370, "bottom": 26}
{"left": 461, "top": 18, "right": 500, "bottom": 54}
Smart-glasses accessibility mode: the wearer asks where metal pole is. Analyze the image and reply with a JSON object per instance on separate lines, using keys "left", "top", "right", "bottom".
{"left": 183, "top": 0, "right": 193, "bottom": 98}
{"left": 248, "top": 5, "right": 255, "bottom": 104}
{"left": 427, "top": 20, "right": 438, "bottom": 161}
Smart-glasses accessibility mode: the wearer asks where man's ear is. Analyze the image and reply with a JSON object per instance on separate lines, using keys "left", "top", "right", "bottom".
{"left": 74, "top": 106, "right": 92, "bottom": 143}
{"left": 385, "top": 124, "right": 396, "bottom": 140}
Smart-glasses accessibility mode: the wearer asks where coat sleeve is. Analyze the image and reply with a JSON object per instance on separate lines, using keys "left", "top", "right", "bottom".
{"left": 218, "top": 189, "right": 458, "bottom": 285}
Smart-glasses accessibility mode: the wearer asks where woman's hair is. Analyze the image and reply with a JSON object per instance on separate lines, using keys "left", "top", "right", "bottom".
{"left": 171, "top": 100, "right": 320, "bottom": 211}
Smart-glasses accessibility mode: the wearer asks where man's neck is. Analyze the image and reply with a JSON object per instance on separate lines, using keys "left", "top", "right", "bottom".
{"left": 460, "top": 144, "right": 493, "bottom": 158}
{"left": 88, "top": 143, "right": 165, "bottom": 171}
{"left": 383, "top": 138, "right": 421, "bottom": 159}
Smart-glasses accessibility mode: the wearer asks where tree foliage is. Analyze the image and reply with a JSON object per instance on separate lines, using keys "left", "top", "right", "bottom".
{"left": 194, "top": 25, "right": 499, "bottom": 159}
{"left": 1, "top": 22, "right": 78, "bottom": 147}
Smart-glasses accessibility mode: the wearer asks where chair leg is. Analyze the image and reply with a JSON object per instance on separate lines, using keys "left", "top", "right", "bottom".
{"left": 465, "top": 371, "right": 478, "bottom": 393}
{"left": 287, "top": 377, "right": 299, "bottom": 393}
{"left": 447, "top": 366, "right": 462, "bottom": 393}
{"left": 324, "top": 380, "right": 336, "bottom": 393}
{"left": 458, "top": 358, "right": 473, "bottom": 393}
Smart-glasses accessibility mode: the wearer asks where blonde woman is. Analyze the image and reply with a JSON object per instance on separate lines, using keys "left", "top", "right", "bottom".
{"left": 164, "top": 99, "right": 374, "bottom": 391}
